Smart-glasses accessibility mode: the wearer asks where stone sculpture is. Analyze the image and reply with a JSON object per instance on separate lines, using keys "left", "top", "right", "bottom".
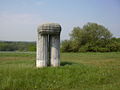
{"left": 36, "top": 23, "right": 61, "bottom": 67}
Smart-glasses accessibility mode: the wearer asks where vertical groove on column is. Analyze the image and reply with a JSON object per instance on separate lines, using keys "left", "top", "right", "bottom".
{"left": 48, "top": 35, "right": 51, "bottom": 66}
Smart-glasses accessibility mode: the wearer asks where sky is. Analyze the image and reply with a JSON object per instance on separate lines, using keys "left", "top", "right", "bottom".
{"left": 0, "top": 0, "right": 120, "bottom": 41}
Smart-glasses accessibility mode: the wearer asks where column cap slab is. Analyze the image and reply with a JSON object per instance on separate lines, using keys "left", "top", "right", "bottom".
{"left": 38, "top": 23, "right": 61, "bottom": 34}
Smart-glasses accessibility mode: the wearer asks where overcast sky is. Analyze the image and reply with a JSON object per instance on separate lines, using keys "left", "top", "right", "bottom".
{"left": 0, "top": 0, "right": 120, "bottom": 41}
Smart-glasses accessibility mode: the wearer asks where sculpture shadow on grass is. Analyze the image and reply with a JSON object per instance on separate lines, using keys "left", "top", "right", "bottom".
{"left": 60, "top": 61, "right": 76, "bottom": 66}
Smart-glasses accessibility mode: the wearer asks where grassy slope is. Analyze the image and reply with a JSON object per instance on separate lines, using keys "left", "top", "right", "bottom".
{"left": 0, "top": 52, "right": 120, "bottom": 90}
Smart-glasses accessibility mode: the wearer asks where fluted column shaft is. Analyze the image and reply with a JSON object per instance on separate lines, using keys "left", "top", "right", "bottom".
{"left": 36, "top": 34, "right": 48, "bottom": 67}
{"left": 50, "top": 35, "right": 60, "bottom": 66}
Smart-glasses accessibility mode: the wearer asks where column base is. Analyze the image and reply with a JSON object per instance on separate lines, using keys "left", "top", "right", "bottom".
{"left": 51, "top": 59, "right": 60, "bottom": 67}
{"left": 36, "top": 60, "right": 47, "bottom": 68}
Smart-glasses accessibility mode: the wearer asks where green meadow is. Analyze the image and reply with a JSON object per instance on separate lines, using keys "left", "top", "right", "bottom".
{"left": 0, "top": 52, "right": 120, "bottom": 90}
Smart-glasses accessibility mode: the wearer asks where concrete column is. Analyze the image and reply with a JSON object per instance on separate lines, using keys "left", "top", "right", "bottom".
{"left": 50, "top": 35, "right": 60, "bottom": 66}
{"left": 36, "top": 34, "right": 48, "bottom": 67}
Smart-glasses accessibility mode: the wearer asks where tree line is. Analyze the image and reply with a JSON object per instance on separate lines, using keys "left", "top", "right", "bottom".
{"left": 0, "top": 22, "right": 120, "bottom": 52}
{"left": 0, "top": 41, "right": 36, "bottom": 51}
{"left": 61, "top": 22, "right": 120, "bottom": 52}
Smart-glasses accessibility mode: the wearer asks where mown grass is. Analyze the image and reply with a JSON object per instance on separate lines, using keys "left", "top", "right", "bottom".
{"left": 0, "top": 52, "right": 120, "bottom": 90}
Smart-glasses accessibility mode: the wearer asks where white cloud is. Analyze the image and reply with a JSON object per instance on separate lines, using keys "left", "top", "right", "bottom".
{"left": 0, "top": 12, "right": 44, "bottom": 41}
{"left": 0, "top": 12, "right": 38, "bottom": 24}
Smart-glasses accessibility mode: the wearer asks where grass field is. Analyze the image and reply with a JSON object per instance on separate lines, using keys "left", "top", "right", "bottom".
{"left": 0, "top": 52, "right": 120, "bottom": 90}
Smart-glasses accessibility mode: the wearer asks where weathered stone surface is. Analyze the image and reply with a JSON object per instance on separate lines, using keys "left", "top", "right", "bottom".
{"left": 38, "top": 23, "right": 61, "bottom": 35}
{"left": 36, "top": 23, "right": 61, "bottom": 67}
{"left": 36, "top": 34, "right": 48, "bottom": 67}
{"left": 50, "top": 35, "right": 60, "bottom": 66}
